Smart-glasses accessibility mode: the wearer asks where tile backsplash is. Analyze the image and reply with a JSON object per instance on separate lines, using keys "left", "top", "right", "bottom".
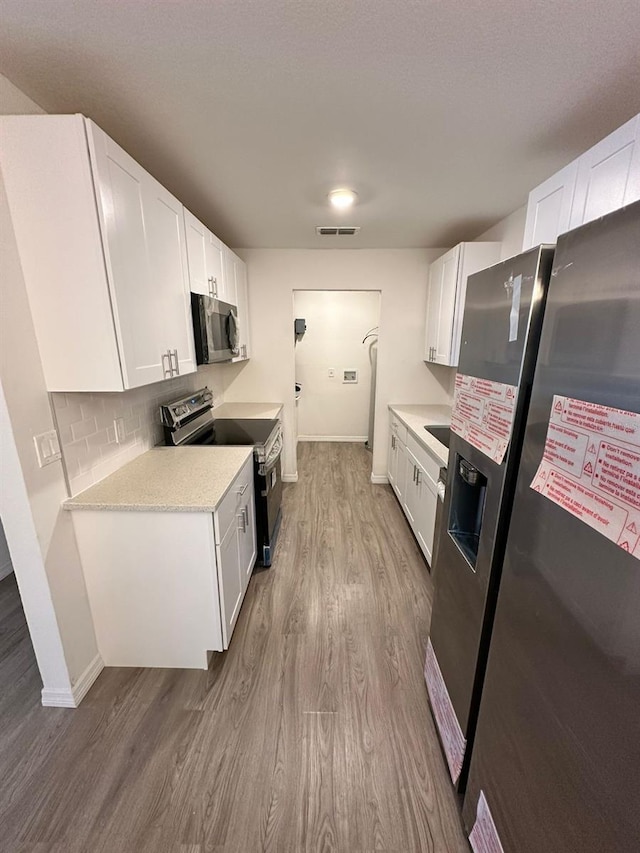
{"left": 52, "top": 365, "right": 227, "bottom": 496}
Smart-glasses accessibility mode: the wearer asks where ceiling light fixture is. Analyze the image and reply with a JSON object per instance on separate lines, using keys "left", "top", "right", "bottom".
{"left": 329, "top": 188, "right": 358, "bottom": 209}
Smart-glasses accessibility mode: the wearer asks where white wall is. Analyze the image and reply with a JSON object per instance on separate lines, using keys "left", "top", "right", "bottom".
{"left": 0, "top": 517, "right": 13, "bottom": 581}
{"left": 475, "top": 204, "right": 527, "bottom": 259}
{"left": 294, "top": 290, "right": 380, "bottom": 440}
{"left": 0, "top": 73, "right": 100, "bottom": 705}
{"left": 224, "top": 249, "right": 454, "bottom": 480}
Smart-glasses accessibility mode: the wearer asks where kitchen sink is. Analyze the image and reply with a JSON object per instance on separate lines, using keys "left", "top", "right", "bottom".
{"left": 424, "top": 425, "right": 451, "bottom": 449}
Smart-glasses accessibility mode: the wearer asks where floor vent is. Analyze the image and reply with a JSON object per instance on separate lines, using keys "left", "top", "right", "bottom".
{"left": 316, "top": 226, "right": 361, "bottom": 236}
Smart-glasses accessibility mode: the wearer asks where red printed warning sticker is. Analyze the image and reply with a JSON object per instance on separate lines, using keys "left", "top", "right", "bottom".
{"left": 469, "top": 791, "right": 505, "bottom": 853}
{"left": 530, "top": 396, "right": 640, "bottom": 560}
{"left": 424, "top": 638, "right": 466, "bottom": 784}
{"left": 451, "top": 373, "right": 518, "bottom": 464}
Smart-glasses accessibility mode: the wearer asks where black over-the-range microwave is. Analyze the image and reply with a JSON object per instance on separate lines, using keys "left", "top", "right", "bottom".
{"left": 190, "top": 293, "right": 239, "bottom": 364}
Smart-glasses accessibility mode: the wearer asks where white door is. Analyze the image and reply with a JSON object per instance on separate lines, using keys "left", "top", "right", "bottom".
{"left": 522, "top": 160, "right": 579, "bottom": 249}
{"left": 239, "top": 492, "right": 257, "bottom": 588}
{"left": 217, "top": 520, "right": 242, "bottom": 648}
{"left": 184, "top": 209, "right": 209, "bottom": 296}
{"left": 222, "top": 245, "right": 239, "bottom": 307}
{"left": 206, "top": 233, "right": 225, "bottom": 300}
{"left": 414, "top": 475, "right": 438, "bottom": 564}
{"left": 424, "top": 255, "right": 443, "bottom": 362}
{"left": 403, "top": 453, "right": 418, "bottom": 525}
{"left": 434, "top": 246, "right": 461, "bottom": 365}
{"left": 145, "top": 176, "right": 196, "bottom": 379}
{"left": 569, "top": 114, "right": 640, "bottom": 228}
{"left": 88, "top": 122, "right": 166, "bottom": 388}
{"left": 233, "top": 257, "right": 251, "bottom": 360}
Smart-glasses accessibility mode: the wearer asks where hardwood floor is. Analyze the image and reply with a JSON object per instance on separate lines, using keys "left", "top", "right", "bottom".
{"left": 0, "top": 443, "right": 469, "bottom": 852}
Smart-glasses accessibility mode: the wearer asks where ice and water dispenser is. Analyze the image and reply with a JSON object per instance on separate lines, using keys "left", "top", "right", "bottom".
{"left": 448, "top": 454, "right": 488, "bottom": 570}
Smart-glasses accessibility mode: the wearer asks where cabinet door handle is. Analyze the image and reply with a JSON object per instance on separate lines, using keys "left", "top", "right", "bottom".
{"left": 416, "top": 469, "right": 421, "bottom": 485}
{"left": 208, "top": 276, "right": 215, "bottom": 298}
{"left": 412, "top": 465, "right": 416, "bottom": 483}
{"left": 170, "top": 349, "right": 180, "bottom": 375}
{"left": 238, "top": 512, "right": 246, "bottom": 532}
{"left": 237, "top": 483, "right": 248, "bottom": 495}
{"left": 162, "top": 351, "right": 172, "bottom": 378}
{"left": 242, "top": 506, "right": 249, "bottom": 526}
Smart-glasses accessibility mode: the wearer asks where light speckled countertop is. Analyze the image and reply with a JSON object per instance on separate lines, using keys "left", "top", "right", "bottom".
{"left": 212, "top": 402, "right": 283, "bottom": 420}
{"left": 64, "top": 446, "right": 253, "bottom": 512}
{"left": 389, "top": 404, "right": 452, "bottom": 464}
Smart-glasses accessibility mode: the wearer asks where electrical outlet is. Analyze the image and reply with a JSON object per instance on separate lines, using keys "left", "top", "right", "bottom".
{"left": 328, "top": 368, "right": 335, "bottom": 378}
{"left": 114, "top": 417, "right": 126, "bottom": 444}
{"left": 33, "top": 430, "right": 62, "bottom": 467}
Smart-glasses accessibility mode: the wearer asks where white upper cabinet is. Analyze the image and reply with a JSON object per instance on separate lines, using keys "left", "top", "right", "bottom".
{"left": 523, "top": 113, "right": 640, "bottom": 249}
{"left": 221, "top": 244, "right": 239, "bottom": 308}
{"left": 184, "top": 208, "right": 225, "bottom": 300}
{"left": 230, "top": 252, "right": 251, "bottom": 361}
{"left": 568, "top": 114, "right": 640, "bottom": 229}
{"left": 522, "top": 161, "right": 579, "bottom": 250}
{"left": 424, "top": 242, "right": 501, "bottom": 367}
{"left": 0, "top": 114, "right": 196, "bottom": 391}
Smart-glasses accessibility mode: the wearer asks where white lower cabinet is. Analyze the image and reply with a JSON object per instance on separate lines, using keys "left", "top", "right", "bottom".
{"left": 213, "top": 455, "right": 257, "bottom": 646}
{"left": 404, "top": 439, "right": 439, "bottom": 565}
{"left": 388, "top": 412, "right": 440, "bottom": 565}
{"left": 388, "top": 415, "right": 408, "bottom": 504}
{"left": 72, "top": 456, "right": 257, "bottom": 669}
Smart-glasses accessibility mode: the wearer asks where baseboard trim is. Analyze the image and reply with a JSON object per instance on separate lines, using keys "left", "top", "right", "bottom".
{"left": 41, "top": 653, "right": 104, "bottom": 708}
{"left": 282, "top": 473, "right": 298, "bottom": 483}
{"left": 370, "top": 474, "right": 389, "bottom": 484}
{"left": 297, "top": 435, "right": 368, "bottom": 443}
{"left": 0, "top": 561, "right": 13, "bottom": 581}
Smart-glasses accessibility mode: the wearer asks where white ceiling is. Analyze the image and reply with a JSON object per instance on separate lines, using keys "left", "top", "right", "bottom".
{"left": 1, "top": 1, "right": 639, "bottom": 249}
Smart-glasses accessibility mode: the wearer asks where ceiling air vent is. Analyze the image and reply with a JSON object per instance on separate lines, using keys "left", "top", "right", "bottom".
{"left": 316, "top": 226, "right": 361, "bottom": 236}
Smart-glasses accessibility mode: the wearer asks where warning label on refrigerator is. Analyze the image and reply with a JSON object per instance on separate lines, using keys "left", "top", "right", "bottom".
{"left": 530, "top": 396, "right": 640, "bottom": 561}
{"left": 450, "top": 373, "right": 518, "bottom": 464}
{"left": 424, "top": 638, "right": 466, "bottom": 784}
{"left": 469, "top": 790, "right": 505, "bottom": 853}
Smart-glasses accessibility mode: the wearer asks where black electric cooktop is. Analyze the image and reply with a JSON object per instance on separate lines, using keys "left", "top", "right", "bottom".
{"left": 194, "top": 417, "right": 278, "bottom": 447}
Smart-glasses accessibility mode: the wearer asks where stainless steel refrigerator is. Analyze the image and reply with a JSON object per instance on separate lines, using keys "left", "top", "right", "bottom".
{"left": 425, "top": 244, "right": 555, "bottom": 791}
{"left": 461, "top": 202, "right": 640, "bottom": 851}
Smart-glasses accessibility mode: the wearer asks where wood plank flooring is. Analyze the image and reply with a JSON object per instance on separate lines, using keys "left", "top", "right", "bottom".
{"left": 0, "top": 442, "right": 469, "bottom": 852}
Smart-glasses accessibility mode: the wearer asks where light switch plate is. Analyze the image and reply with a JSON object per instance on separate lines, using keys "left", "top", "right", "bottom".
{"left": 34, "top": 430, "right": 62, "bottom": 467}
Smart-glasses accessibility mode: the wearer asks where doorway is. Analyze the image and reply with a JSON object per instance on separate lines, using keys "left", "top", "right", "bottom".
{"left": 293, "top": 290, "right": 381, "bottom": 450}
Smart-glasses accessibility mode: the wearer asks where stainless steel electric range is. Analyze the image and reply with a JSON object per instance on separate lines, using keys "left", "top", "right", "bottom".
{"left": 161, "top": 388, "right": 283, "bottom": 566}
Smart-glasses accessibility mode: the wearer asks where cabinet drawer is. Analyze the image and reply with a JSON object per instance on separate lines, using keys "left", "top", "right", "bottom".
{"left": 406, "top": 434, "right": 441, "bottom": 488}
{"left": 215, "top": 455, "right": 254, "bottom": 540}
{"left": 389, "top": 415, "right": 408, "bottom": 446}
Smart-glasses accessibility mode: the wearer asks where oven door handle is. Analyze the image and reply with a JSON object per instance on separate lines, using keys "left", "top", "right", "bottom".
{"left": 264, "top": 432, "right": 283, "bottom": 469}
